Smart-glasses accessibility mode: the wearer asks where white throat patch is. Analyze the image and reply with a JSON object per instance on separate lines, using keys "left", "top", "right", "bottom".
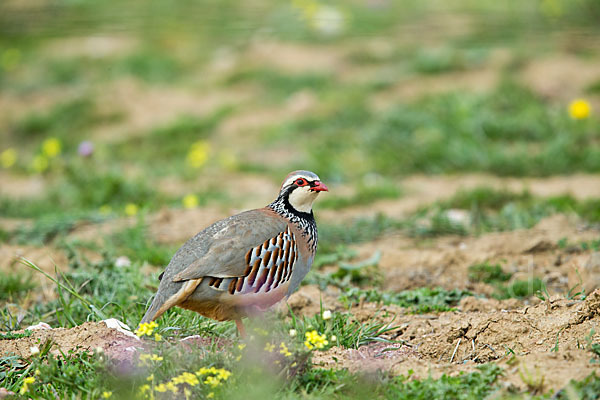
{"left": 288, "top": 186, "right": 320, "bottom": 213}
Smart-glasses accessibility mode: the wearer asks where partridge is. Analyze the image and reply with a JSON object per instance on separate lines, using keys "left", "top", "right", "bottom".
{"left": 140, "top": 170, "right": 328, "bottom": 335}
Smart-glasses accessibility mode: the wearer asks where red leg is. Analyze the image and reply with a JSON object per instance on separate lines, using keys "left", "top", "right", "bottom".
{"left": 235, "top": 319, "right": 246, "bottom": 338}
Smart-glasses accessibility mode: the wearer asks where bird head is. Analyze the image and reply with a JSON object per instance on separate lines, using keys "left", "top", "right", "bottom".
{"left": 278, "top": 170, "right": 328, "bottom": 214}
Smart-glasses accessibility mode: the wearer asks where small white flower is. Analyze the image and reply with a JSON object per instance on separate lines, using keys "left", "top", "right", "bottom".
{"left": 95, "top": 346, "right": 104, "bottom": 354}
{"left": 289, "top": 329, "right": 297, "bottom": 337}
{"left": 115, "top": 256, "right": 131, "bottom": 268}
{"left": 322, "top": 310, "right": 332, "bottom": 320}
{"left": 29, "top": 346, "right": 40, "bottom": 355}
{"left": 330, "top": 335, "right": 337, "bottom": 342}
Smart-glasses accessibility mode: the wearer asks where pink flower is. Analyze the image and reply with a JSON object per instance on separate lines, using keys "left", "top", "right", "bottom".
{"left": 78, "top": 141, "right": 94, "bottom": 157}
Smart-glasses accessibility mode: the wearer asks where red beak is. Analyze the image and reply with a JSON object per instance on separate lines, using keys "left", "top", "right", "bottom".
{"left": 311, "top": 181, "right": 328, "bottom": 192}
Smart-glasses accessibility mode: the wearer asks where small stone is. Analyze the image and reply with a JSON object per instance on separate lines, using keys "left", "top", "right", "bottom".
{"left": 26, "top": 322, "right": 52, "bottom": 330}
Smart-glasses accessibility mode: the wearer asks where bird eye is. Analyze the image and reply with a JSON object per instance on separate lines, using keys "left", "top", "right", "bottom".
{"left": 295, "top": 178, "right": 307, "bottom": 186}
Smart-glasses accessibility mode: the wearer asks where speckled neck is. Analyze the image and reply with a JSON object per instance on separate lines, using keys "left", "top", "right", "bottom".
{"left": 268, "top": 193, "right": 318, "bottom": 253}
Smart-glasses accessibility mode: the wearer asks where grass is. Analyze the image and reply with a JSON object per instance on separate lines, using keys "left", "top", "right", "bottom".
{"left": 318, "top": 181, "right": 401, "bottom": 209}
{"left": 114, "top": 107, "right": 232, "bottom": 168}
{"left": 558, "top": 237, "right": 600, "bottom": 252}
{"left": 468, "top": 262, "right": 512, "bottom": 284}
{"left": 107, "top": 221, "right": 177, "bottom": 266}
{"left": 339, "top": 287, "right": 473, "bottom": 314}
{"left": 295, "top": 81, "right": 600, "bottom": 179}
{"left": 468, "top": 261, "right": 546, "bottom": 300}
{"left": 384, "top": 364, "right": 503, "bottom": 399}
{"left": 407, "top": 187, "right": 600, "bottom": 237}
{"left": 12, "top": 97, "right": 122, "bottom": 146}
{"left": 318, "top": 214, "right": 402, "bottom": 253}
{"left": 0, "top": 273, "right": 36, "bottom": 301}
{"left": 226, "top": 68, "right": 334, "bottom": 100}
{"left": 551, "top": 373, "right": 600, "bottom": 400}
{"left": 0, "top": 165, "right": 164, "bottom": 218}
{"left": 285, "top": 309, "right": 397, "bottom": 349}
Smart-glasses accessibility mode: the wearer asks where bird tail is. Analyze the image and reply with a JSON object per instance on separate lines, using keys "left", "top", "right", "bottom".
{"left": 140, "top": 278, "right": 204, "bottom": 324}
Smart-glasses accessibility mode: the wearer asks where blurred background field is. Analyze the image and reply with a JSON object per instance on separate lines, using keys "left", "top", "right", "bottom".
{"left": 1, "top": 0, "right": 600, "bottom": 398}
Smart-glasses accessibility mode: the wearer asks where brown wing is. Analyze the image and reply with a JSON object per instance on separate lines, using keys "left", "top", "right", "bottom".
{"left": 201, "top": 227, "right": 298, "bottom": 295}
{"left": 169, "top": 210, "right": 287, "bottom": 282}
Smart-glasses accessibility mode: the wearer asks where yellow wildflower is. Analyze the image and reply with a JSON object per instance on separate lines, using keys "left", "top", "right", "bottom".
{"left": 216, "top": 369, "right": 231, "bottom": 381}
{"left": 135, "top": 321, "right": 158, "bottom": 337}
{"left": 264, "top": 342, "right": 275, "bottom": 353}
{"left": 138, "top": 384, "right": 150, "bottom": 394}
{"left": 304, "top": 330, "right": 329, "bottom": 350}
{"left": 101, "top": 391, "right": 112, "bottom": 399}
{"left": 0, "top": 148, "right": 17, "bottom": 168}
{"left": 237, "top": 343, "right": 246, "bottom": 350}
{"left": 279, "top": 342, "right": 292, "bottom": 357}
{"left": 186, "top": 140, "right": 210, "bottom": 168}
{"left": 166, "top": 381, "right": 177, "bottom": 393}
{"left": 138, "top": 353, "right": 162, "bottom": 366}
{"left": 569, "top": 99, "right": 591, "bottom": 120}
{"left": 125, "top": 203, "right": 139, "bottom": 216}
{"left": 195, "top": 367, "right": 231, "bottom": 389}
{"left": 155, "top": 384, "right": 167, "bottom": 393}
{"left": 204, "top": 376, "right": 221, "bottom": 388}
{"left": 154, "top": 333, "right": 162, "bottom": 342}
{"left": 172, "top": 372, "right": 199, "bottom": 386}
{"left": 31, "top": 155, "right": 48, "bottom": 173}
{"left": 196, "top": 366, "right": 218, "bottom": 376}
{"left": 207, "top": 393, "right": 215, "bottom": 399}
{"left": 42, "top": 137, "right": 61, "bottom": 158}
{"left": 182, "top": 194, "right": 199, "bottom": 209}
{"left": 20, "top": 376, "right": 35, "bottom": 394}
{"left": 146, "top": 374, "right": 154, "bottom": 382}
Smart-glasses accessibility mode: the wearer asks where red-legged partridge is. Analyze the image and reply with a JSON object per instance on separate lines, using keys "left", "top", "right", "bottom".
{"left": 141, "top": 170, "right": 328, "bottom": 335}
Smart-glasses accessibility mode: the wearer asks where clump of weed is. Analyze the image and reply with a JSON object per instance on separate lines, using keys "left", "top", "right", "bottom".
{"left": 340, "top": 287, "right": 472, "bottom": 314}
{"left": 468, "top": 262, "right": 512, "bottom": 284}
{"left": 554, "top": 373, "right": 600, "bottom": 400}
{"left": 494, "top": 278, "right": 545, "bottom": 300}
{"left": 386, "top": 364, "right": 503, "bottom": 399}
{"left": 286, "top": 308, "right": 396, "bottom": 349}
{"left": 558, "top": 237, "right": 600, "bottom": 252}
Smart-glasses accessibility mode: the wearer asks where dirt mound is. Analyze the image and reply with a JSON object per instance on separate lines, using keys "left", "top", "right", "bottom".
{"left": 313, "top": 289, "right": 600, "bottom": 392}
{"left": 0, "top": 321, "right": 142, "bottom": 364}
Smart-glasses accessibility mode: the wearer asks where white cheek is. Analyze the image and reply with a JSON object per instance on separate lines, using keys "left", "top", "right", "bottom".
{"left": 288, "top": 187, "right": 319, "bottom": 213}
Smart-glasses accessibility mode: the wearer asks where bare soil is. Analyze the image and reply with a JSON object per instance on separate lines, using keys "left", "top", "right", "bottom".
{"left": 0, "top": 321, "right": 141, "bottom": 365}
{"left": 310, "top": 290, "right": 600, "bottom": 393}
